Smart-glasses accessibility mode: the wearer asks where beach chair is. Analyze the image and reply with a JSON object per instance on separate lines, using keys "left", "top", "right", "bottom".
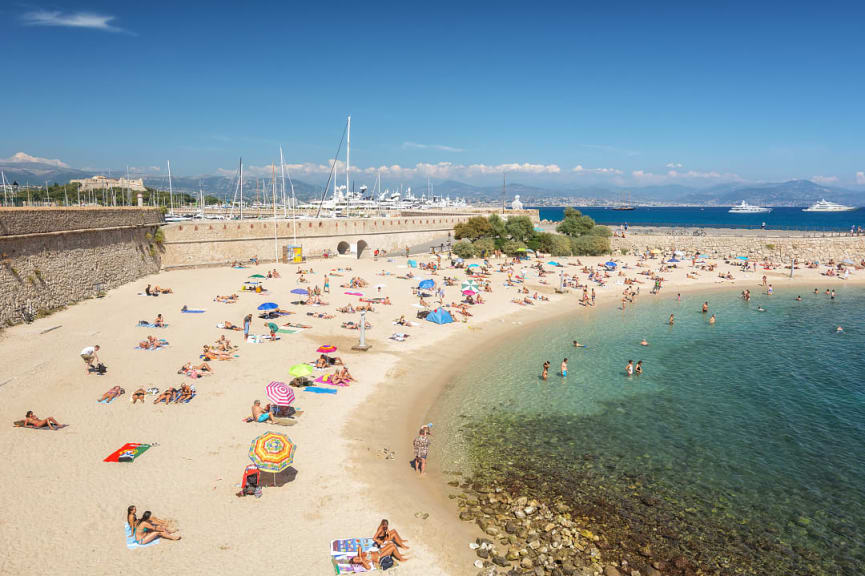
{"left": 241, "top": 465, "right": 261, "bottom": 496}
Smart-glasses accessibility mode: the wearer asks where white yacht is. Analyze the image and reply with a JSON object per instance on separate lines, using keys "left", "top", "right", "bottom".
{"left": 802, "top": 199, "right": 856, "bottom": 212}
{"left": 729, "top": 201, "right": 771, "bottom": 214}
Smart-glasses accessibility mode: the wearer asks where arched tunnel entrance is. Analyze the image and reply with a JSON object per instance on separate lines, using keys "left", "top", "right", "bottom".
{"left": 356, "top": 240, "right": 368, "bottom": 259}
{"left": 337, "top": 241, "right": 350, "bottom": 255}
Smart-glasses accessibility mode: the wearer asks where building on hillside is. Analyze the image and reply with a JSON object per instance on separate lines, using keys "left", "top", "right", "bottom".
{"left": 70, "top": 175, "right": 147, "bottom": 193}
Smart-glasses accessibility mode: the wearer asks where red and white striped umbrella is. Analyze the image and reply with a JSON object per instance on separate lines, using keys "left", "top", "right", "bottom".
{"left": 265, "top": 381, "right": 295, "bottom": 406}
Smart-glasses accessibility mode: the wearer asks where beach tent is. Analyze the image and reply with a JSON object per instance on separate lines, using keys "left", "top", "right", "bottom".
{"left": 547, "top": 261, "right": 562, "bottom": 267}
{"left": 425, "top": 308, "right": 454, "bottom": 325}
{"left": 407, "top": 259, "right": 417, "bottom": 268}
{"left": 418, "top": 279, "right": 435, "bottom": 290}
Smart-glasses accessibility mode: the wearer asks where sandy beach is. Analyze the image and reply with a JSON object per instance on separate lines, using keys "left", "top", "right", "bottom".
{"left": 0, "top": 249, "right": 860, "bottom": 576}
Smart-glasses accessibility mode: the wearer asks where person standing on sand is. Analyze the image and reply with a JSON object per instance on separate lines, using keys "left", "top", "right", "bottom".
{"left": 324, "top": 274, "right": 330, "bottom": 294}
{"left": 243, "top": 314, "right": 252, "bottom": 341}
{"left": 542, "top": 361, "right": 550, "bottom": 381}
{"left": 561, "top": 358, "right": 568, "bottom": 377}
{"left": 591, "top": 288, "right": 596, "bottom": 306}
{"left": 81, "top": 344, "right": 100, "bottom": 374}
{"left": 413, "top": 426, "right": 430, "bottom": 476}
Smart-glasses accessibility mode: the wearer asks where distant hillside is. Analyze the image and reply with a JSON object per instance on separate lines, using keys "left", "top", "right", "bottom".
{"left": 677, "top": 180, "right": 864, "bottom": 206}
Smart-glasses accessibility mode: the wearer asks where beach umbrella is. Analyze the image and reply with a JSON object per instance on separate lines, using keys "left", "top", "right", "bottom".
{"left": 316, "top": 345, "right": 337, "bottom": 353}
{"left": 841, "top": 258, "right": 855, "bottom": 265}
{"left": 605, "top": 261, "right": 617, "bottom": 268}
{"left": 462, "top": 289, "right": 477, "bottom": 296}
{"left": 266, "top": 322, "right": 279, "bottom": 333}
{"left": 407, "top": 259, "right": 417, "bottom": 268}
{"left": 290, "top": 288, "right": 309, "bottom": 295}
{"left": 248, "top": 431, "right": 296, "bottom": 485}
{"left": 667, "top": 258, "right": 680, "bottom": 263}
{"left": 257, "top": 302, "right": 279, "bottom": 311}
{"left": 461, "top": 280, "right": 479, "bottom": 291}
{"left": 736, "top": 256, "right": 749, "bottom": 261}
{"left": 265, "top": 381, "right": 295, "bottom": 407}
{"left": 673, "top": 250, "right": 684, "bottom": 256}
{"left": 467, "top": 263, "right": 480, "bottom": 269}
{"left": 249, "top": 274, "right": 266, "bottom": 278}
{"left": 547, "top": 261, "right": 560, "bottom": 266}
{"left": 418, "top": 279, "right": 435, "bottom": 290}
{"left": 289, "top": 364, "right": 313, "bottom": 378}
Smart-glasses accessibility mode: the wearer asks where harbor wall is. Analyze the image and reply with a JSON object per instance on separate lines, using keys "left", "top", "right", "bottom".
{"left": 159, "top": 210, "right": 540, "bottom": 268}
{"left": 611, "top": 231, "right": 865, "bottom": 261}
{"left": 0, "top": 207, "right": 164, "bottom": 326}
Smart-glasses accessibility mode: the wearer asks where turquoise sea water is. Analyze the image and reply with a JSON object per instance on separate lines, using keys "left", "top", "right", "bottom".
{"left": 430, "top": 287, "right": 865, "bottom": 575}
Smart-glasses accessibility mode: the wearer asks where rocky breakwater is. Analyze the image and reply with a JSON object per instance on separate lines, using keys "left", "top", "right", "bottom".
{"left": 453, "top": 481, "right": 682, "bottom": 576}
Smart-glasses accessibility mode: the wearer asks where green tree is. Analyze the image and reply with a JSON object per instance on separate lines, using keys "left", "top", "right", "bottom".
{"left": 548, "top": 234, "right": 573, "bottom": 256}
{"left": 487, "top": 213, "right": 507, "bottom": 239}
{"left": 454, "top": 216, "right": 492, "bottom": 240}
{"left": 557, "top": 214, "right": 596, "bottom": 237}
{"left": 501, "top": 239, "right": 527, "bottom": 256}
{"left": 452, "top": 240, "right": 476, "bottom": 259}
{"left": 570, "top": 235, "right": 610, "bottom": 256}
{"left": 587, "top": 225, "right": 611, "bottom": 237}
{"left": 472, "top": 237, "right": 495, "bottom": 257}
{"left": 505, "top": 215, "right": 535, "bottom": 242}
{"left": 535, "top": 232, "right": 556, "bottom": 254}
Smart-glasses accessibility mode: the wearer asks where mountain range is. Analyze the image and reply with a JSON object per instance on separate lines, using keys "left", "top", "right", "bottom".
{"left": 2, "top": 154, "right": 863, "bottom": 206}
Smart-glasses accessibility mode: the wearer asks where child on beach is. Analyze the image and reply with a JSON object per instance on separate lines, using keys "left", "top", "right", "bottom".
{"left": 542, "top": 361, "right": 549, "bottom": 380}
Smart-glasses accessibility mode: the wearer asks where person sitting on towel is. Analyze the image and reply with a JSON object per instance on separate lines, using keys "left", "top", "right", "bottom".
{"left": 127, "top": 506, "right": 175, "bottom": 534}
{"left": 133, "top": 510, "right": 181, "bottom": 544}
{"left": 154, "top": 314, "right": 165, "bottom": 327}
{"left": 350, "top": 542, "right": 408, "bottom": 569}
{"left": 174, "top": 384, "right": 194, "bottom": 403}
{"left": 21, "top": 411, "right": 62, "bottom": 429}
{"left": 252, "top": 400, "right": 273, "bottom": 422}
{"left": 374, "top": 519, "right": 410, "bottom": 549}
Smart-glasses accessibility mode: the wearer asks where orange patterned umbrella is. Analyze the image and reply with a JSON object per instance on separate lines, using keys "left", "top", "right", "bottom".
{"left": 248, "top": 431, "right": 296, "bottom": 476}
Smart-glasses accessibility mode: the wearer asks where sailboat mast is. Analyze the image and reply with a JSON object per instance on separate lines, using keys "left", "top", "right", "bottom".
{"left": 346, "top": 115, "right": 351, "bottom": 203}
{"left": 279, "top": 146, "right": 287, "bottom": 219}
{"left": 167, "top": 160, "right": 173, "bottom": 214}
{"left": 239, "top": 158, "right": 244, "bottom": 221}
{"left": 272, "top": 163, "right": 278, "bottom": 262}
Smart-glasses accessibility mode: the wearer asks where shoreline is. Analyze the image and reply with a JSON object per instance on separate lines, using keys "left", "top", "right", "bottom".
{"left": 353, "top": 272, "right": 865, "bottom": 575}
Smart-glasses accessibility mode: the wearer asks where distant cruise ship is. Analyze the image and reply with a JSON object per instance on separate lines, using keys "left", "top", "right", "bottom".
{"left": 729, "top": 201, "right": 771, "bottom": 214}
{"left": 802, "top": 199, "right": 856, "bottom": 212}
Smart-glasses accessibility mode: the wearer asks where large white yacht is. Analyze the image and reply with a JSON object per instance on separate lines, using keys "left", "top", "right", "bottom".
{"left": 802, "top": 199, "right": 856, "bottom": 212}
{"left": 729, "top": 201, "right": 771, "bottom": 214}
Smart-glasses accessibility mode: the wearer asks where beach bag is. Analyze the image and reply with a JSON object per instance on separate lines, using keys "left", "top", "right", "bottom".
{"left": 380, "top": 556, "right": 394, "bottom": 570}
{"left": 96, "top": 363, "right": 107, "bottom": 375}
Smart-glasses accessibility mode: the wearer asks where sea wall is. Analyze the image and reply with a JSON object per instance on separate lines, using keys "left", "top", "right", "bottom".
{"left": 160, "top": 210, "right": 539, "bottom": 268}
{"left": 611, "top": 230, "right": 865, "bottom": 261}
{"left": 0, "top": 207, "right": 164, "bottom": 326}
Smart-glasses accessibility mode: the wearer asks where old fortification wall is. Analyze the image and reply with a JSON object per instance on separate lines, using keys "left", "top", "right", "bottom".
{"left": 611, "top": 231, "right": 865, "bottom": 261}
{"left": 161, "top": 210, "right": 539, "bottom": 268}
{"left": 0, "top": 208, "right": 164, "bottom": 326}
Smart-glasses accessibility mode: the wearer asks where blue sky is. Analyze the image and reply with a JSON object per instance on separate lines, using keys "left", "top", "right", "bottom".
{"left": 2, "top": 1, "right": 864, "bottom": 188}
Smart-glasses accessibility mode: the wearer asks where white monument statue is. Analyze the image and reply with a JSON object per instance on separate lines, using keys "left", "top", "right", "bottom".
{"left": 511, "top": 194, "right": 523, "bottom": 210}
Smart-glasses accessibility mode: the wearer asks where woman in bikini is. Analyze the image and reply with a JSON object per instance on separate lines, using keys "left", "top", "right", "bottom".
{"left": 350, "top": 542, "right": 408, "bottom": 569}
{"left": 22, "top": 411, "right": 61, "bottom": 429}
{"left": 373, "top": 519, "right": 409, "bottom": 549}
{"left": 133, "top": 511, "right": 181, "bottom": 544}
{"left": 127, "top": 506, "right": 175, "bottom": 533}
{"left": 132, "top": 389, "right": 146, "bottom": 404}
{"left": 153, "top": 388, "right": 177, "bottom": 404}
{"left": 98, "top": 386, "right": 125, "bottom": 402}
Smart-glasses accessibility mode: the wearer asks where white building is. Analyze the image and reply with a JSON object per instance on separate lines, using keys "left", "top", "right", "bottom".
{"left": 70, "top": 175, "right": 147, "bottom": 193}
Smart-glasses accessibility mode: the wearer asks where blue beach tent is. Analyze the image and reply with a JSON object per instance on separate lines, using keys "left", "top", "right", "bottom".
{"left": 418, "top": 279, "right": 435, "bottom": 290}
{"left": 407, "top": 259, "right": 417, "bottom": 268}
{"left": 425, "top": 308, "right": 454, "bottom": 325}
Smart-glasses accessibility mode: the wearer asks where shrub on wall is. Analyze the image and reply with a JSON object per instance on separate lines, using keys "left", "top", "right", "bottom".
{"left": 472, "top": 237, "right": 495, "bottom": 257}
{"left": 452, "top": 240, "right": 476, "bottom": 259}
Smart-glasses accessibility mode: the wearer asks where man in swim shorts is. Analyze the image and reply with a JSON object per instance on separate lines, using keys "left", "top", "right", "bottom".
{"left": 252, "top": 400, "right": 273, "bottom": 422}
{"left": 81, "top": 344, "right": 100, "bottom": 374}
{"left": 561, "top": 358, "right": 568, "bottom": 377}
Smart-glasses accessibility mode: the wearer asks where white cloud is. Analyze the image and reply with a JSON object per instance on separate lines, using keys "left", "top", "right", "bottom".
{"left": 128, "top": 165, "right": 162, "bottom": 174}
{"left": 632, "top": 169, "right": 741, "bottom": 184}
{"left": 221, "top": 161, "right": 561, "bottom": 180}
{"left": 857, "top": 171, "right": 865, "bottom": 185}
{"left": 665, "top": 162, "right": 683, "bottom": 169}
{"left": 811, "top": 175, "right": 838, "bottom": 185}
{"left": 572, "top": 165, "right": 622, "bottom": 175}
{"left": 402, "top": 142, "right": 464, "bottom": 153}
{"left": 1, "top": 152, "right": 68, "bottom": 168}
{"left": 19, "top": 10, "right": 131, "bottom": 34}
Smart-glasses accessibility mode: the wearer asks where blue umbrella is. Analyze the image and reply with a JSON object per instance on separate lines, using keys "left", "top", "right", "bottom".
{"left": 605, "top": 261, "right": 617, "bottom": 267}
{"left": 667, "top": 258, "right": 680, "bottom": 263}
{"left": 467, "top": 263, "right": 480, "bottom": 269}
{"left": 418, "top": 279, "right": 435, "bottom": 290}
{"left": 547, "top": 261, "right": 561, "bottom": 266}
{"left": 736, "top": 256, "right": 749, "bottom": 261}
{"left": 257, "top": 302, "right": 278, "bottom": 311}
{"left": 290, "top": 288, "right": 309, "bottom": 295}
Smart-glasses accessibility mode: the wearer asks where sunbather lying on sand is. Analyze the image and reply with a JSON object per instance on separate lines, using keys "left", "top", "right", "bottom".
{"left": 374, "top": 519, "right": 409, "bottom": 549}
{"left": 154, "top": 388, "right": 177, "bottom": 404}
{"left": 350, "top": 542, "right": 408, "bottom": 569}
{"left": 153, "top": 314, "right": 165, "bottom": 327}
{"left": 139, "top": 335, "right": 168, "bottom": 350}
{"left": 341, "top": 320, "right": 371, "bottom": 330}
{"left": 174, "top": 384, "right": 195, "bottom": 403}
{"left": 18, "top": 411, "right": 62, "bottom": 429}
{"left": 214, "top": 294, "right": 239, "bottom": 303}
{"left": 329, "top": 367, "right": 354, "bottom": 386}
{"left": 218, "top": 321, "right": 242, "bottom": 331}
{"left": 99, "top": 386, "right": 125, "bottom": 403}
{"left": 132, "top": 389, "right": 146, "bottom": 404}
{"left": 315, "top": 354, "right": 344, "bottom": 368}
{"left": 306, "top": 312, "right": 335, "bottom": 319}
{"left": 127, "top": 506, "right": 175, "bottom": 535}
{"left": 202, "top": 345, "right": 232, "bottom": 360}
{"left": 152, "top": 286, "right": 173, "bottom": 294}
{"left": 179, "top": 362, "right": 212, "bottom": 375}
{"left": 283, "top": 322, "right": 313, "bottom": 329}
{"left": 214, "top": 335, "right": 236, "bottom": 351}
{"left": 337, "top": 304, "right": 356, "bottom": 313}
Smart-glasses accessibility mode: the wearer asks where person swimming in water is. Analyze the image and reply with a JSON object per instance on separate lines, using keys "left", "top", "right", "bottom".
{"left": 795, "top": 295, "right": 802, "bottom": 301}
{"left": 757, "top": 306, "right": 766, "bottom": 312}
{"left": 702, "top": 301, "right": 708, "bottom": 313}
{"left": 640, "top": 338, "right": 648, "bottom": 346}
{"left": 668, "top": 314, "right": 675, "bottom": 325}
{"left": 542, "top": 361, "right": 550, "bottom": 381}
{"left": 572, "top": 340, "right": 585, "bottom": 348}
{"left": 836, "top": 326, "right": 844, "bottom": 333}
{"left": 709, "top": 314, "right": 716, "bottom": 325}
{"left": 635, "top": 360, "right": 643, "bottom": 375}
{"left": 561, "top": 358, "right": 568, "bottom": 377}
{"left": 625, "top": 360, "right": 634, "bottom": 376}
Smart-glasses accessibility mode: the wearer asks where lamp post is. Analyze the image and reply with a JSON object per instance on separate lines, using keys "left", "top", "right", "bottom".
{"left": 353, "top": 310, "right": 371, "bottom": 351}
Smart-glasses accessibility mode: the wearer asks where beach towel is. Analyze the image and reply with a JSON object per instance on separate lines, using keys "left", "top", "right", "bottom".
{"left": 277, "top": 328, "right": 304, "bottom": 334}
{"left": 98, "top": 396, "right": 117, "bottom": 404}
{"left": 104, "top": 443, "right": 152, "bottom": 463}
{"left": 303, "top": 386, "right": 338, "bottom": 395}
{"left": 389, "top": 333, "right": 409, "bottom": 342}
{"left": 314, "top": 374, "right": 349, "bottom": 387}
{"left": 344, "top": 291, "right": 363, "bottom": 296}
{"left": 181, "top": 308, "right": 206, "bottom": 313}
{"left": 13, "top": 421, "right": 68, "bottom": 430}
{"left": 137, "top": 322, "right": 167, "bottom": 328}
{"left": 331, "top": 538, "right": 378, "bottom": 556}
{"left": 333, "top": 558, "right": 375, "bottom": 573}
{"left": 178, "top": 393, "right": 196, "bottom": 404}
{"left": 126, "top": 523, "right": 159, "bottom": 549}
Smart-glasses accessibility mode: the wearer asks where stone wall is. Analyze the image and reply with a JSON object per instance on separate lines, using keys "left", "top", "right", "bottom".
{"left": 611, "top": 231, "right": 865, "bottom": 262}
{"left": 0, "top": 207, "right": 164, "bottom": 326}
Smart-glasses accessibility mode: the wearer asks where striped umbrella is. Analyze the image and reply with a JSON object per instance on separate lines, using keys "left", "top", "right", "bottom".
{"left": 248, "top": 432, "right": 296, "bottom": 484}
{"left": 316, "top": 345, "right": 337, "bottom": 353}
{"left": 265, "top": 381, "right": 295, "bottom": 406}
{"left": 461, "top": 280, "right": 479, "bottom": 291}
{"left": 289, "top": 363, "right": 313, "bottom": 378}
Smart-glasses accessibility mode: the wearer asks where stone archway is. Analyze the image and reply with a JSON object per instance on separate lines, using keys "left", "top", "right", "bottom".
{"left": 357, "top": 239, "right": 368, "bottom": 259}
{"left": 337, "top": 241, "right": 350, "bottom": 255}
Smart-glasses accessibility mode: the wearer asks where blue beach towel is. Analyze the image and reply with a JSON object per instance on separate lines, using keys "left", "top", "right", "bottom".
{"left": 303, "top": 386, "right": 338, "bottom": 395}
{"left": 137, "top": 322, "right": 168, "bottom": 328}
{"left": 181, "top": 307, "right": 206, "bottom": 313}
{"left": 125, "top": 523, "right": 159, "bottom": 549}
